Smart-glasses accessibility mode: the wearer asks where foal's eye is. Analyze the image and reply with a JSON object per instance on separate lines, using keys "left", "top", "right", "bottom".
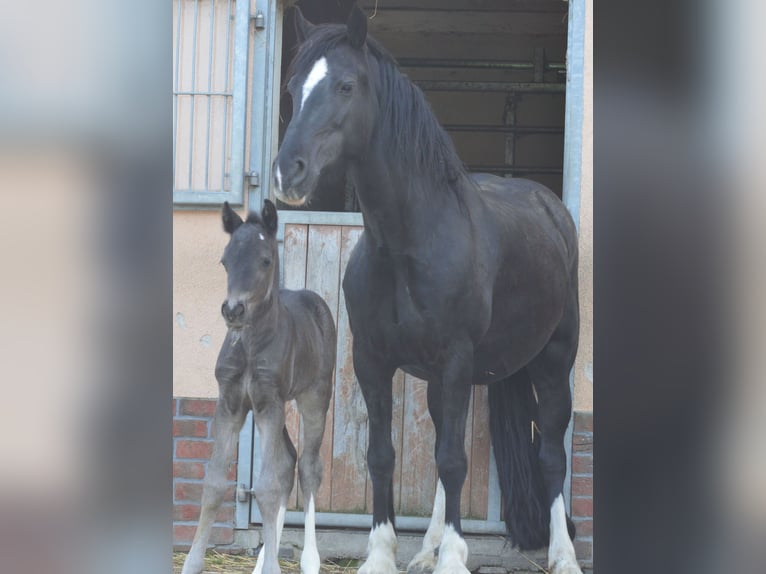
{"left": 339, "top": 82, "right": 354, "bottom": 95}
{"left": 262, "top": 258, "right": 271, "bottom": 267}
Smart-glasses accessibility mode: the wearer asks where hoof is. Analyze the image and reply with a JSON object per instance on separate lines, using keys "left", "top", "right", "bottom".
{"left": 550, "top": 558, "right": 583, "bottom": 574}
{"left": 358, "top": 554, "right": 398, "bottom": 574}
{"left": 180, "top": 554, "right": 204, "bottom": 574}
{"left": 432, "top": 561, "right": 470, "bottom": 574}
{"left": 406, "top": 548, "right": 437, "bottom": 574}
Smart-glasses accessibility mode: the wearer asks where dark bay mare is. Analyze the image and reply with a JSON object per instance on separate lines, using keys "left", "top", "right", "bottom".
{"left": 273, "top": 6, "right": 582, "bottom": 574}
{"left": 181, "top": 200, "right": 337, "bottom": 574}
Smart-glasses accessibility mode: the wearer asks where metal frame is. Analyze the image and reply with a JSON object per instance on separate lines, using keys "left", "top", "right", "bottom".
{"left": 561, "top": 0, "right": 587, "bottom": 513}
{"left": 174, "top": 0, "right": 248, "bottom": 207}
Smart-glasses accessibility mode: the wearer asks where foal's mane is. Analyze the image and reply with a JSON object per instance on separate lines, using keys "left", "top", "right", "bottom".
{"left": 287, "top": 25, "right": 468, "bottom": 188}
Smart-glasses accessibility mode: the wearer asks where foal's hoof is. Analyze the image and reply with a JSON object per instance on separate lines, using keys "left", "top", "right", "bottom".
{"left": 550, "top": 558, "right": 584, "bottom": 574}
{"left": 358, "top": 554, "right": 398, "bottom": 574}
{"left": 406, "top": 548, "right": 437, "bottom": 574}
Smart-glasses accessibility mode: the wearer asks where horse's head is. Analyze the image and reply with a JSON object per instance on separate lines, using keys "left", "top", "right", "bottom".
{"left": 219, "top": 200, "right": 279, "bottom": 327}
{"left": 273, "top": 5, "right": 375, "bottom": 206}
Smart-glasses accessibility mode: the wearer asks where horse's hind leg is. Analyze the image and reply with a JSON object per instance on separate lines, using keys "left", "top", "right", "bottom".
{"left": 181, "top": 400, "right": 247, "bottom": 574}
{"left": 251, "top": 399, "right": 297, "bottom": 574}
{"left": 295, "top": 381, "right": 332, "bottom": 574}
{"left": 527, "top": 295, "right": 582, "bottom": 574}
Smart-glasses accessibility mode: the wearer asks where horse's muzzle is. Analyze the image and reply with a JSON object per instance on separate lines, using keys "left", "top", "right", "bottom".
{"left": 221, "top": 301, "right": 245, "bottom": 326}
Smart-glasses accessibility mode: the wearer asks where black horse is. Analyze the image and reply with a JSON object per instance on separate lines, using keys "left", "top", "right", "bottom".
{"left": 181, "top": 201, "right": 337, "bottom": 574}
{"left": 274, "top": 7, "right": 581, "bottom": 574}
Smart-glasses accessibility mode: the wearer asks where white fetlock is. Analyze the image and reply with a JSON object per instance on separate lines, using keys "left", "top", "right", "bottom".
{"left": 358, "top": 521, "right": 398, "bottom": 574}
{"left": 300, "top": 546, "right": 321, "bottom": 574}
{"left": 548, "top": 495, "right": 583, "bottom": 574}
{"left": 180, "top": 552, "right": 205, "bottom": 574}
{"left": 432, "top": 526, "right": 470, "bottom": 574}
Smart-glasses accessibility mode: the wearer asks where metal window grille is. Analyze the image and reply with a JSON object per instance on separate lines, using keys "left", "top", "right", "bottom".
{"left": 173, "top": 0, "right": 248, "bottom": 206}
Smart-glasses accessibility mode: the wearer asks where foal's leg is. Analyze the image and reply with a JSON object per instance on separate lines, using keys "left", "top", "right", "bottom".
{"left": 182, "top": 335, "right": 247, "bottom": 574}
{"left": 250, "top": 397, "right": 296, "bottom": 574}
{"left": 432, "top": 342, "right": 474, "bottom": 574}
{"left": 527, "top": 299, "right": 582, "bottom": 574}
{"left": 355, "top": 343, "right": 398, "bottom": 574}
{"left": 295, "top": 383, "right": 331, "bottom": 574}
{"left": 406, "top": 382, "right": 445, "bottom": 574}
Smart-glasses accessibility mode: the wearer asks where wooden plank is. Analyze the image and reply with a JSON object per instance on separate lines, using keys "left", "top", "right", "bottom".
{"left": 391, "top": 369, "right": 406, "bottom": 513}
{"left": 282, "top": 224, "right": 307, "bottom": 509}
{"left": 398, "top": 375, "right": 437, "bottom": 516}
{"left": 470, "top": 385, "right": 491, "bottom": 520}
{"left": 305, "top": 225, "right": 342, "bottom": 511}
{"left": 330, "top": 227, "right": 368, "bottom": 513}
{"left": 460, "top": 389, "right": 474, "bottom": 517}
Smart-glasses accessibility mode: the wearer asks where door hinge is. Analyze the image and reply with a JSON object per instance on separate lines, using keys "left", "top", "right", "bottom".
{"left": 246, "top": 171, "right": 260, "bottom": 188}
{"left": 237, "top": 483, "right": 255, "bottom": 503}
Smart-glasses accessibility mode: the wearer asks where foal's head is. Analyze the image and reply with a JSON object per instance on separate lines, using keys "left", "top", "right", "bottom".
{"left": 273, "top": 6, "right": 376, "bottom": 206}
{"left": 220, "top": 200, "right": 279, "bottom": 328}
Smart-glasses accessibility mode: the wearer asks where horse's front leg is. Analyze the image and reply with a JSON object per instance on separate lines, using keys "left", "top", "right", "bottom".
{"left": 182, "top": 337, "right": 247, "bottom": 574}
{"left": 251, "top": 395, "right": 296, "bottom": 574}
{"left": 432, "top": 341, "right": 473, "bottom": 574}
{"left": 355, "top": 343, "right": 398, "bottom": 574}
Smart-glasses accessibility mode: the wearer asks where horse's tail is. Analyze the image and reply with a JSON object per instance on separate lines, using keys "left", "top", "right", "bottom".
{"left": 488, "top": 370, "right": 550, "bottom": 549}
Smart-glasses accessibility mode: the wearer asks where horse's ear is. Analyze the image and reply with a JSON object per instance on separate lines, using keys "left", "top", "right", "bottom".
{"left": 293, "top": 6, "right": 317, "bottom": 44}
{"left": 346, "top": 4, "right": 367, "bottom": 49}
{"left": 222, "top": 201, "right": 243, "bottom": 234}
{"left": 261, "top": 199, "right": 278, "bottom": 237}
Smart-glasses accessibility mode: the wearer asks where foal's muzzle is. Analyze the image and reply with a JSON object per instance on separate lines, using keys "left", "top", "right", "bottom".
{"left": 221, "top": 301, "right": 245, "bottom": 326}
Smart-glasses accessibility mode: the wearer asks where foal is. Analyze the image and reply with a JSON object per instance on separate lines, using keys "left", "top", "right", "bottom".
{"left": 181, "top": 200, "right": 337, "bottom": 574}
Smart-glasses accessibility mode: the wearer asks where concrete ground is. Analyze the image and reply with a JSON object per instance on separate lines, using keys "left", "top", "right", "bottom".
{"left": 174, "top": 526, "right": 593, "bottom": 573}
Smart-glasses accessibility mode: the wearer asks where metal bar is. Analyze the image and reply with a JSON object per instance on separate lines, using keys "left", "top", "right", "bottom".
{"left": 249, "top": 510, "right": 507, "bottom": 535}
{"left": 204, "top": 0, "right": 216, "bottom": 189}
{"left": 228, "top": 0, "right": 251, "bottom": 204}
{"left": 398, "top": 57, "right": 564, "bottom": 72}
{"left": 416, "top": 80, "right": 565, "bottom": 93}
{"left": 467, "top": 166, "right": 563, "bottom": 175}
{"left": 561, "top": 0, "right": 588, "bottom": 514}
{"left": 443, "top": 124, "right": 564, "bottom": 135}
{"left": 235, "top": 412, "right": 254, "bottom": 529}
{"left": 173, "top": 189, "right": 245, "bottom": 206}
{"left": 175, "top": 90, "right": 233, "bottom": 96}
{"left": 187, "top": 0, "right": 200, "bottom": 187}
{"left": 173, "top": 0, "right": 182, "bottom": 189}
{"left": 220, "top": 0, "right": 232, "bottom": 192}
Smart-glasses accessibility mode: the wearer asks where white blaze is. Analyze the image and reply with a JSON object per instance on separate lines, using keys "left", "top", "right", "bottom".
{"left": 301, "top": 57, "right": 328, "bottom": 112}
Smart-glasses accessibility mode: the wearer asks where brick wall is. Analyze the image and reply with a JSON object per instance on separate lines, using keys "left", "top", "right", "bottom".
{"left": 173, "top": 398, "right": 239, "bottom": 550}
{"left": 571, "top": 410, "right": 593, "bottom": 568}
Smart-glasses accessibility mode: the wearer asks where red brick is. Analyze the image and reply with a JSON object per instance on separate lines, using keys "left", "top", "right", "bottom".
{"left": 174, "top": 461, "right": 206, "bottom": 480}
{"left": 174, "top": 503, "right": 235, "bottom": 523}
{"left": 572, "top": 454, "right": 593, "bottom": 475}
{"left": 175, "top": 482, "right": 236, "bottom": 503}
{"left": 572, "top": 497, "right": 593, "bottom": 518}
{"left": 179, "top": 399, "right": 217, "bottom": 417}
{"left": 176, "top": 440, "right": 214, "bottom": 460}
{"left": 173, "top": 524, "right": 197, "bottom": 543}
{"left": 174, "top": 419, "right": 209, "bottom": 438}
{"left": 573, "top": 433, "right": 593, "bottom": 454}
{"left": 227, "top": 463, "right": 237, "bottom": 481}
{"left": 574, "top": 411, "right": 593, "bottom": 433}
{"left": 572, "top": 476, "right": 593, "bottom": 497}
{"left": 175, "top": 482, "right": 203, "bottom": 502}
{"left": 173, "top": 399, "right": 178, "bottom": 417}
{"left": 574, "top": 539, "right": 593, "bottom": 561}
{"left": 573, "top": 518, "right": 593, "bottom": 537}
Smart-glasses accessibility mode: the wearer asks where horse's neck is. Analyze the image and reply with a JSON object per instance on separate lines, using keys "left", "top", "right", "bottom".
{"left": 350, "top": 148, "right": 456, "bottom": 256}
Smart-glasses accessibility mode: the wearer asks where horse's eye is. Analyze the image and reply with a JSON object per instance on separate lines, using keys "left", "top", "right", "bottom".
{"left": 262, "top": 258, "right": 271, "bottom": 267}
{"left": 339, "top": 82, "right": 354, "bottom": 95}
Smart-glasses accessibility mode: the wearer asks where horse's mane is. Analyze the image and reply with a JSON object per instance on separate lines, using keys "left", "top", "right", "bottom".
{"left": 287, "top": 25, "right": 468, "bottom": 188}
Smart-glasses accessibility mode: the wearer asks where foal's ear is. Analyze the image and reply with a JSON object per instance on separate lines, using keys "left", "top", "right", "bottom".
{"left": 346, "top": 4, "right": 367, "bottom": 49}
{"left": 261, "top": 199, "right": 278, "bottom": 237}
{"left": 293, "top": 6, "right": 317, "bottom": 44}
{"left": 222, "top": 201, "right": 243, "bottom": 234}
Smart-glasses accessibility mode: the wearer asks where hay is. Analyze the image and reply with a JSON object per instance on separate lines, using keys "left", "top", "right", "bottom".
{"left": 172, "top": 551, "right": 365, "bottom": 574}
